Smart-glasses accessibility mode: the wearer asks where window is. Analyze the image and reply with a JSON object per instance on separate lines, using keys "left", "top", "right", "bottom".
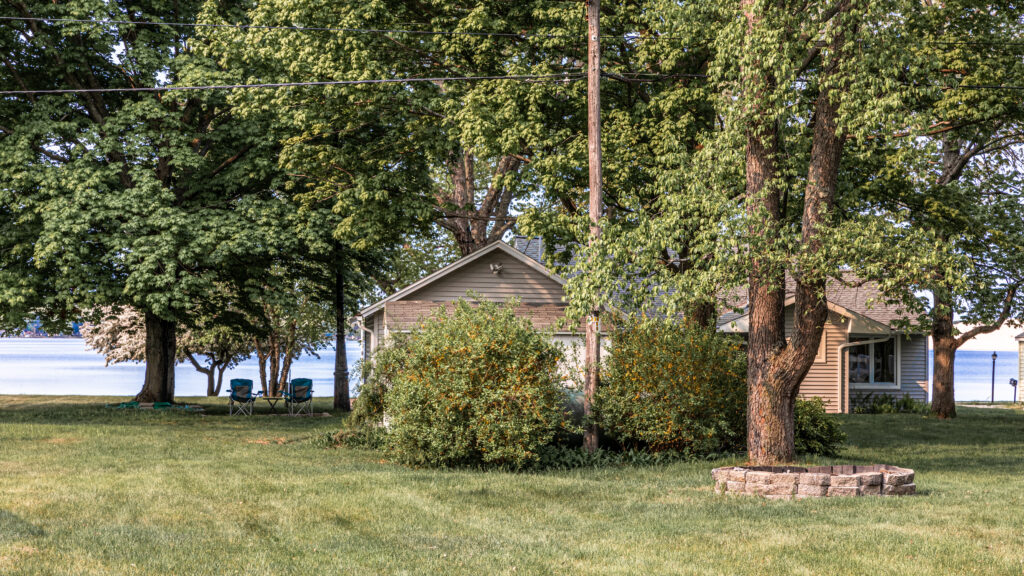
{"left": 848, "top": 337, "right": 898, "bottom": 388}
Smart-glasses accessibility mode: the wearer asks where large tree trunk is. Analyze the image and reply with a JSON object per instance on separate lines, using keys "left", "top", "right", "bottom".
{"left": 334, "top": 264, "right": 351, "bottom": 411}
{"left": 135, "top": 311, "right": 176, "bottom": 403}
{"left": 744, "top": 4, "right": 847, "bottom": 463}
{"left": 931, "top": 291, "right": 958, "bottom": 418}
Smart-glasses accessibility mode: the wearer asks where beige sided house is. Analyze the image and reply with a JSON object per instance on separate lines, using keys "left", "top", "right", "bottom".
{"left": 354, "top": 239, "right": 589, "bottom": 369}
{"left": 1017, "top": 332, "right": 1024, "bottom": 403}
{"left": 355, "top": 238, "right": 928, "bottom": 414}
{"left": 717, "top": 279, "right": 929, "bottom": 413}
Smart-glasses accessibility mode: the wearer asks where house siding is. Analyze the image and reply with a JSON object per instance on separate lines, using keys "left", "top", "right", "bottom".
{"left": 898, "top": 334, "right": 929, "bottom": 403}
{"left": 784, "top": 309, "right": 849, "bottom": 413}
{"left": 403, "top": 255, "right": 564, "bottom": 304}
{"left": 1018, "top": 340, "right": 1023, "bottom": 403}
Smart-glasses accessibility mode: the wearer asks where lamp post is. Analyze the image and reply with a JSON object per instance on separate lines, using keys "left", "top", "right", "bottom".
{"left": 991, "top": 351, "right": 997, "bottom": 405}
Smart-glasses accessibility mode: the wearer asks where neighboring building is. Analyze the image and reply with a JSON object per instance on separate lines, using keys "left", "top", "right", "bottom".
{"left": 354, "top": 239, "right": 592, "bottom": 372}
{"left": 1017, "top": 332, "right": 1024, "bottom": 403}
{"left": 354, "top": 237, "right": 928, "bottom": 414}
{"left": 717, "top": 278, "right": 928, "bottom": 413}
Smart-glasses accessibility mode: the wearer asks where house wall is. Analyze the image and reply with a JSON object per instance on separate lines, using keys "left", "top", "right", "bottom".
{"left": 403, "top": 255, "right": 564, "bottom": 304}
{"left": 897, "top": 334, "right": 929, "bottom": 403}
{"left": 1018, "top": 340, "right": 1023, "bottom": 403}
{"left": 783, "top": 309, "right": 850, "bottom": 413}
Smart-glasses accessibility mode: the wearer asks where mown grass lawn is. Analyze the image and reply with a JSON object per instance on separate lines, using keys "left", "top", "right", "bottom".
{"left": 1, "top": 396, "right": 1022, "bottom": 575}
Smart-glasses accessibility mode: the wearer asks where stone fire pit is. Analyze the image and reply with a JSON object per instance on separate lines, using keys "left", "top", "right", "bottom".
{"left": 711, "top": 464, "right": 915, "bottom": 499}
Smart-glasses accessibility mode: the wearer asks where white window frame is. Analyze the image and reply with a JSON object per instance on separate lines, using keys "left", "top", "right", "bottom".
{"left": 847, "top": 336, "right": 900, "bottom": 390}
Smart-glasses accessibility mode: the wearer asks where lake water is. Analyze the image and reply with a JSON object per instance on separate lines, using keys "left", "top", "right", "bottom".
{"left": 932, "top": 350, "right": 1019, "bottom": 403}
{"left": 0, "top": 338, "right": 362, "bottom": 397}
{"left": 0, "top": 338, "right": 1018, "bottom": 401}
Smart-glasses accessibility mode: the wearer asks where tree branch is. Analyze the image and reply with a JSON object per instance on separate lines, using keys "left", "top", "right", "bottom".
{"left": 955, "top": 285, "right": 1019, "bottom": 348}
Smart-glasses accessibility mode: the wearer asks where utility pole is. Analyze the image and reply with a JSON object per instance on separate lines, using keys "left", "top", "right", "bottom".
{"left": 583, "top": 0, "right": 602, "bottom": 453}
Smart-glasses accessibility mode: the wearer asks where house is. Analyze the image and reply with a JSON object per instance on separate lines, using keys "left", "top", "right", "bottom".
{"left": 354, "top": 239, "right": 592, "bottom": 371}
{"left": 354, "top": 237, "right": 928, "bottom": 414}
{"left": 717, "top": 278, "right": 928, "bottom": 413}
{"left": 1017, "top": 332, "right": 1024, "bottom": 403}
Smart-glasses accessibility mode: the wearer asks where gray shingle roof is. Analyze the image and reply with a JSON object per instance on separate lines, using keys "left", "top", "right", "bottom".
{"left": 511, "top": 238, "right": 913, "bottom": 329}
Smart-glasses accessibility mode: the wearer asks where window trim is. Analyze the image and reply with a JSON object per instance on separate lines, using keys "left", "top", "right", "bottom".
{"left": 847, "top": 335, "right": 901, "bottom": 390}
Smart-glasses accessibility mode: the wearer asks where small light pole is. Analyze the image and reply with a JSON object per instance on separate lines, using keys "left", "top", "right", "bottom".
{"left": 991, "top": 351, "right": 998, "bottom": 404}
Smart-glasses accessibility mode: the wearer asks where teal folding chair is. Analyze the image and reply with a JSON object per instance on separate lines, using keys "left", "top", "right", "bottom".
{"left": 284, "top": 378, "right": 313, "bottom": 416}
{"left": 228, "top": 379, "right": 261, "bottom": 416}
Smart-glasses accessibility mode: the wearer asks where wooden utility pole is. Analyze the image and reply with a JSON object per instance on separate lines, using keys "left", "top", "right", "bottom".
{"left": 583, "top": 0, "right": 602, "bottom": 453}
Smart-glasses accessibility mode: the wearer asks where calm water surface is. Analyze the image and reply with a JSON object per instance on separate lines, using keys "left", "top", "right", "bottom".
{"left": 0, "top": 338, "right": 361, "bottom": 397}
{"left": 0, "top": 338, "right": 1018, "bottom": 401}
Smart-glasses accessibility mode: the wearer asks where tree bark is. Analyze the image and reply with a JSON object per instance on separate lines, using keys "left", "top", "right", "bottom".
{"left": 255, "top": 341, "right": 270, "bottom": 395}
{"left": 744, "top": 2, "right": 847, "bottom": 464}
{"left": 931, "top": 290, "right": 958, "bottom": 418}
{"left": 135, "top": 311, "right": 177, "bottom": 403}
{"left": 334, "top": 262, "right": 351, "bottom": 411}
{"left": 215, "top": 364, "right": 227, "bottom": 396}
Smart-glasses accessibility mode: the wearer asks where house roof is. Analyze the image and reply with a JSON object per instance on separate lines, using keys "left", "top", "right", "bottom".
{"left": 716, "top": 275, "right": 917, "bottom": 333}
{"left": 1017, "top": 331, "right": 1024, "bottom": 341}
{"left": 356, "top": 240, "right": 566, "bottom": 318}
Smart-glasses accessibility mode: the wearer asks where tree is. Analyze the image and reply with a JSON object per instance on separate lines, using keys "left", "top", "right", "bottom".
{"left": 892, "top": 0, "right": 1023, "bottom": 418}
{"left": 569, "top": 0, "right": 956, "bottom": 463}
{"left": 0, "top": 1, "right": 288, "bottom": 402}
{"left": 207, "top": 0, "right": 590, "bottom": 255}
{"left": 81, "top": 305, "right": 251, "bottom": 396}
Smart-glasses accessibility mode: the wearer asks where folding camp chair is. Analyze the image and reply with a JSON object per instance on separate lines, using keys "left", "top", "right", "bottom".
{"left": 228, "top": 379, "right": 260, "bottom": 416}
{"left": 284, "top": 378, "right": 313, "bottom": 416}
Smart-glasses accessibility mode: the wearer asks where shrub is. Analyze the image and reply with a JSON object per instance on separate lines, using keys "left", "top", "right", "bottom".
{"left": 597, "top": 320, "right": 747, "bottom": 456}
{"left": 380, "top": 298, "right": 569, "bottom": 469}
{"left": 794, "top": 397, "right": 847, "bottom": 456}
{"left": 852, "top": 392, "right": 929, "bottom": 414}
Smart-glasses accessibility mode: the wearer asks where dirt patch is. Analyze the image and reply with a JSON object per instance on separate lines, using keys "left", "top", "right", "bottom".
{"left": 42, "top": 437, "right": 81, "bottom": 445}
{"left": 247, "top": 437, "right": 288, "bottom": 445}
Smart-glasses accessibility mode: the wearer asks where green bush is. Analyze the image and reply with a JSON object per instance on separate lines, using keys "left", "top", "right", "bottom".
{"left": 379, "top": 298, "right": 569, "bottom": 469}
{"left": 852, "top": 392, "right": 929, "bottom": 414}
{"left": 794, "top": 397, "right": 847, "bottom": 456}
{"left": 596, "top": 320, "right": 747, "bottom": 456}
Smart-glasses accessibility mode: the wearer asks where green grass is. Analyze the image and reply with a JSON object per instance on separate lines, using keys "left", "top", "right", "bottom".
{"left": 1, "top": 396, "right": 1023, "bottom": 575}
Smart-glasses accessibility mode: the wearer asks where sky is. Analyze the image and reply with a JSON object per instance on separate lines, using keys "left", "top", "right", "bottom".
{"left": 955, "top": 324, "right": 1022, "bottom": 352}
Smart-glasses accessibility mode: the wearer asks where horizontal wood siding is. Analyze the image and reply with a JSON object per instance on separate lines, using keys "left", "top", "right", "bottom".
{"left": 403, "top": 255, "right": 564, "bottom": 304}
{"left": 384, "top": 300, "right": 579, "bottom": 332}
{"left": 784, "top": 309, "right": 848, "bottom": 413}
{"left": 898, "top": 334, "right": 928, "bottom": 402}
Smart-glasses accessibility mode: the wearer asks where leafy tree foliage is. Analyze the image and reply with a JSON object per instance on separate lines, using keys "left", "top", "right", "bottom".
{"left": 81, "top": 306, "right": 251, "bottom": 396}
{"left": 848, "top": 0, "right": 1024, "bottom": 418}
{"left": 0, "top": 1, "right": 294, "bottom": 402}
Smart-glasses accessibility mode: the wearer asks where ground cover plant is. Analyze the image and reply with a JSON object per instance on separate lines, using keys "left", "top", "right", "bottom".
{"left": 2, "top": 395, "right": 1023, "bottom": 575}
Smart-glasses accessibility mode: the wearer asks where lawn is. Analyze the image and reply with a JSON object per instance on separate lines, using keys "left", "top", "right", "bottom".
{"left": 1, "top": 396, "right": 1022, "bottom": 575}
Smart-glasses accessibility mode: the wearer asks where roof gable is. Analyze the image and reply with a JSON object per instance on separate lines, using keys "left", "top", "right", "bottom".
{"left": 358, "top": 241, "right": 566, "bottom": 317}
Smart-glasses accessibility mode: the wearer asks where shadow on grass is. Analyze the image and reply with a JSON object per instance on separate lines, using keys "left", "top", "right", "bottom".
{"left": 0, "top": 510, "right": 45, "bottom": 540}
{"left": 837, "top": 408, "right": 1024, "bottom": 474}
{"left": 0, "top": 395, "right": 346, "bottom": 431}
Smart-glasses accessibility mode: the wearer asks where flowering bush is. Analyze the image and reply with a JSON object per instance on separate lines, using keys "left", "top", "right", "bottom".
{"left": 380, "top": 298, "right": 570, "bottom": 469}
{"left": 597, "top": 320, "right": 747, "bottom": 456}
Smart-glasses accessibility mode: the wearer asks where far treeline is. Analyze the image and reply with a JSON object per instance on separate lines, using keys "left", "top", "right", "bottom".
{"left": 0, "top": 0, "right": 1021, "bottom": 464}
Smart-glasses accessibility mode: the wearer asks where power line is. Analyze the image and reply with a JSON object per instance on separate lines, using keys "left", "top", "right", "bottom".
{"left": 0, "top": 73, "right": 585, "bottom": 96}
{"left": 0, "top": 15, "right": 582, "bottom": 39}
{"left": 2, "top": 16, "right": 1022, "bottom": 49}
